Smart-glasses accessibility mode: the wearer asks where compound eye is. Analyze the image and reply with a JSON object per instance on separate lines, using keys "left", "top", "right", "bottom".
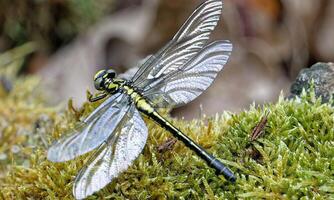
{"left": 94, "top": 77, "right": 104, "bottom": 90}
{"left": 94, "top": 70, "right": 107, "bottom": 81}
{"left": 106, "top": 69, "right": 116, "bottom": 79}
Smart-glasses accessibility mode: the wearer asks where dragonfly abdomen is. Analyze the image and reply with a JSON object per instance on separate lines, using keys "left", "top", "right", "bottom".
{"left": 149, "top": 110, "right": 236, "bottom": 182}
{"left": 122, "top": 83, "right": 236, "bottom": 182}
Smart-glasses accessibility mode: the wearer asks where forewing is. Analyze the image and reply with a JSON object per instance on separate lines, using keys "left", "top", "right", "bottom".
{"left": 131, "top": 0, "right": 223, "bottom": 88}
{"left": 143, "top": 41, "right": 232, "bottom": 107}
{"left": 47, "top": 93, "right": 130, "bottom": 162}
{"left": 73, "top": 105, "right": 148, "bottom": 199}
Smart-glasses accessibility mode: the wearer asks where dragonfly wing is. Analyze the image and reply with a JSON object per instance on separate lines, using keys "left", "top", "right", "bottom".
{"left": 142, "top": 41, "right": 232, "bottom": 107}
{"left": 73, "top": 105, "right": 148, "bottom": 199}
{"left": 131, "top": 0, "right": 223, "bottom": 88}
{"left": 47, "top": 93, "right": 130, "bottom": 162}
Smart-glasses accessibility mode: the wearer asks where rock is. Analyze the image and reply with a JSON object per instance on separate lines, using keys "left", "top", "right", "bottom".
{"left": 290, "top": 62, "right": 334, "bottom": 103}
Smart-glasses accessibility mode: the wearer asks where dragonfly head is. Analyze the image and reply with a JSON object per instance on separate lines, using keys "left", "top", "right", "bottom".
{"left": 93, "top": 69, "right": 117, "bottom": 91}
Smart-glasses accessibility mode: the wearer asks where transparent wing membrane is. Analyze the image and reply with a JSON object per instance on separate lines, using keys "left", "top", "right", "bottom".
{"left": 47, "top": 94, "right": 130, "bottom": 162}
{"left": 143, "top": 41, "right": 232, "bottom": 107}
{"left": 131, "top": 0, "right": 223, "bottom": 88}
{"left": 73, "top": 105, "right": 148, "bottom": 199}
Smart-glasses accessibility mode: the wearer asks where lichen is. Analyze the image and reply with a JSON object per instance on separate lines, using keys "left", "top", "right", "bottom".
{"left": 0, "top": 45, "right": 333, "bottom": 199}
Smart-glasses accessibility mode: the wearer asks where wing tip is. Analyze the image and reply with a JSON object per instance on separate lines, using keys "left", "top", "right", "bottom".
{"left": 73, "top": 183, "right": 85, "bottom": 200}
{"left": 47, "top": 144, "right": 71, "bottom": 162}
{"left": 201, "top": 0, "right": 223, "bottom": 18}
{"left": 173, "top": 0, "right": 223, "bottom": 40}
{"left": 73, "top": 172, "right": 110, "bottom": 200}
{"left": 206, "top": 0, "right": 223, "bottom": 6}
{"left": 47, "top": 145, "right": 59, "bottom": 162}
{"left": 206, "top": 0, "right": 223, "bottom": 13}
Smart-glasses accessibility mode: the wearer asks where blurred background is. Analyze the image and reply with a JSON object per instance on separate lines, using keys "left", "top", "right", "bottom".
{"left": 0, "top": 0, "right": 333, "bottom": 119}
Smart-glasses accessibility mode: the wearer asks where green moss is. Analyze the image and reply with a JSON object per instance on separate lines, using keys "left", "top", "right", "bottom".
{"left": 0, "top": 45, "right": 333, "bottom": 199}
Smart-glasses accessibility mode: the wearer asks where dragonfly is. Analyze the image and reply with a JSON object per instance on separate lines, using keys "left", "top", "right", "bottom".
{"left": 47, "top": 0, "right": 235, "bottom": 199}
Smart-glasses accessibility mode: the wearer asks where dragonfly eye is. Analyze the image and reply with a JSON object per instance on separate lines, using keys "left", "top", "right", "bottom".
{"left": 106, "top": 69, "right": 117, "bottom": 79}
{"left": 94, "top": 70, "right": 107, "bottom": 82}
{"left": 94, "top": 77, "right": 104, "bottom": 90}
{"left": 94, "top": 70, "right": 108, "bottom": 90}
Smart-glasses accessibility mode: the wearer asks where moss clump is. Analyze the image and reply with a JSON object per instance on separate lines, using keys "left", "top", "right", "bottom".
{"left": 0, "top": 43, "right": 55, "bottom": 176}
{"left": 0, "top": 46, "right": 333, "bottom": 199}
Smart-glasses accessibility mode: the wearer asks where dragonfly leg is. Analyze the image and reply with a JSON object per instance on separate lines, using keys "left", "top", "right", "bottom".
{"left": 88, "top": 91, "right": 108, "bottom": 102}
